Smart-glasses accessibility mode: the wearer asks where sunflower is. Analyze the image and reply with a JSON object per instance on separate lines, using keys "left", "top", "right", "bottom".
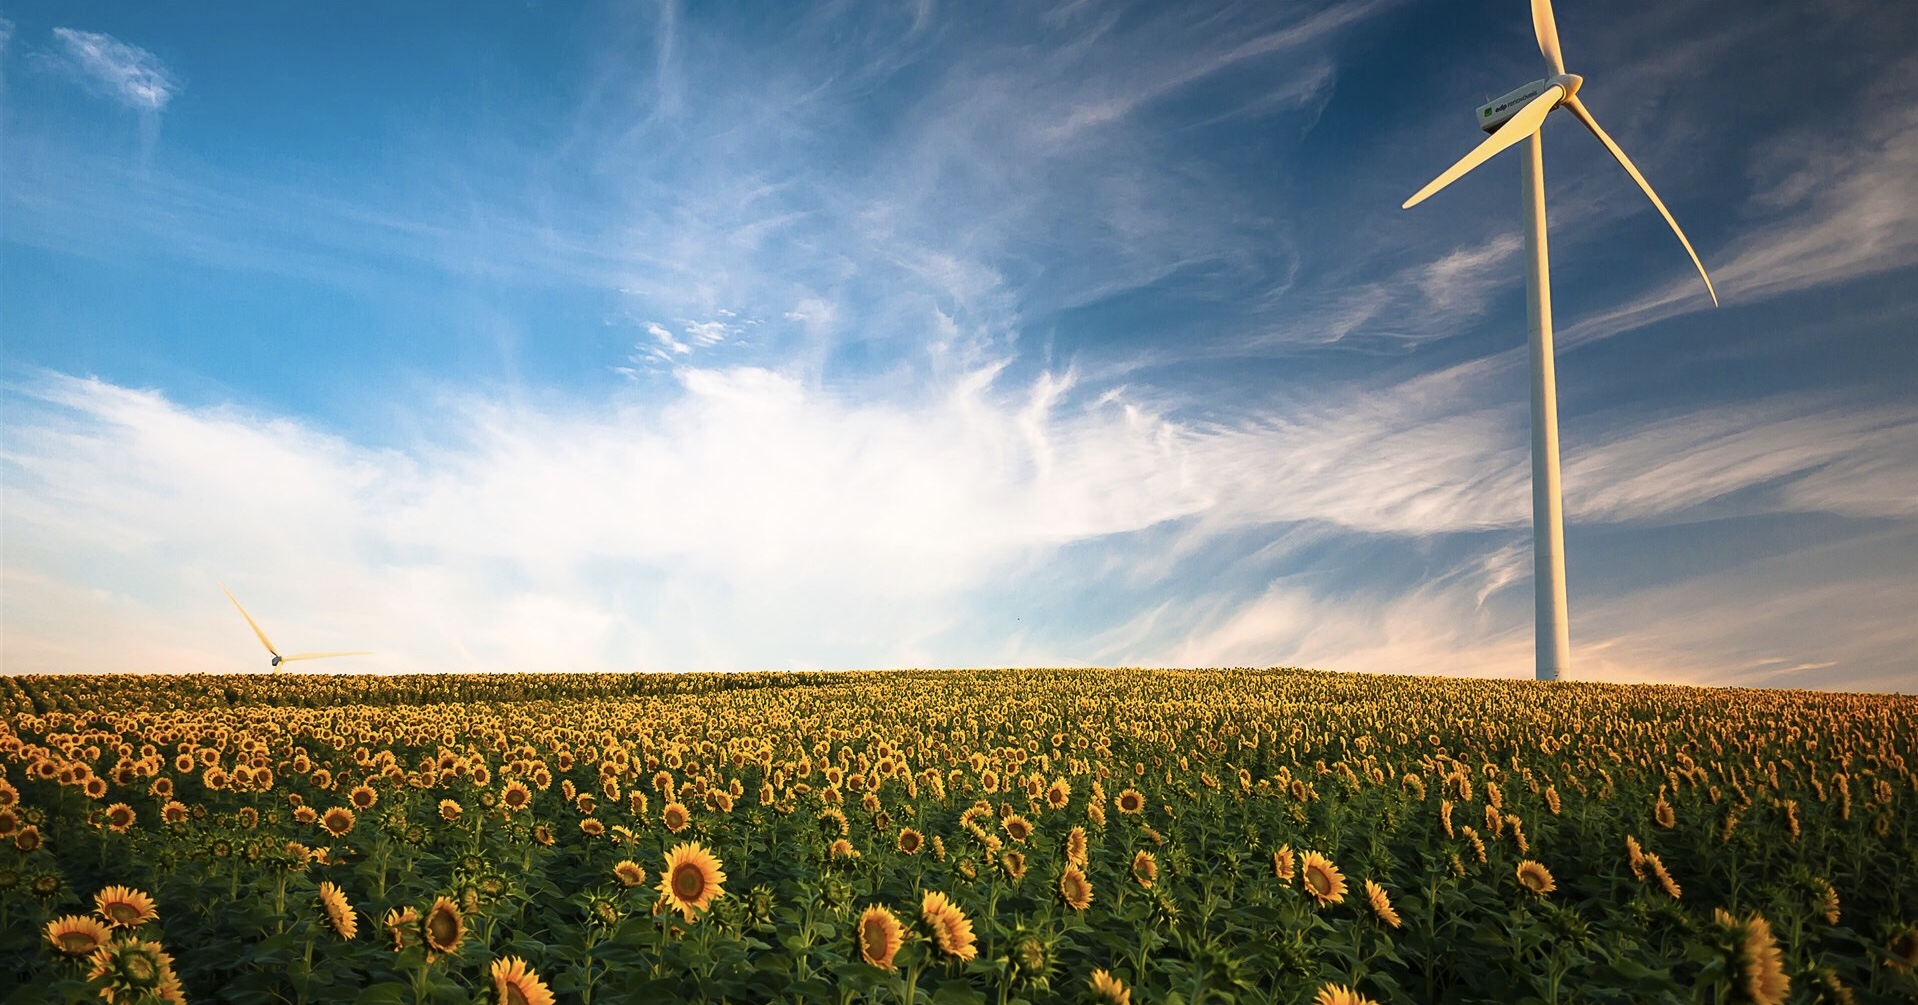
{"left": 1088, "top": 969, "right": 1132, "bottom": 1005}
{"left": 921, "top": 890, "right": 979, "bottom": 962}
{"left": 614, "top": 860, "right": 647, "bottom": 887}
{"left": 383, "top": 906, "right": 420, "bottom": 951}
{"left": 317, "top": 881, "right": 357, "bottom": 940}
{"left": 1116, "top": 788, "right": 1145, "bottom": 815}
{"left": 422, "top": 896, "right": 466, "bottom": 959}
{"left": 160, "top": 801, "right": 187, "bottom": 825}
{"left": 438, "top": 799, "right": 462, "bottom": 822}
{"left": 580, "top": 817, "right": 605, "bottom": 838}
{"left": 1887, "top": 927, "right": 1918, "bottom": 972}
{"left": 1655, "top": 795, "right": 1676, "bottom": 829}
{"left": 897, "top": 827, "right": 924, "bottom": 855}
{"left": 1645, "top": 852, "right": 1682, "bottom": 899}
{"left": 1311, "top": 983, "right": 1381, "bottom": 1005}
{"left": 1058, "top": 863, "right": 1094, "bottom": 911}
{"left": 1625, "top": 834, "right": 1648, "bottom": 880}
{"left": 657, "top": 841, "right": 727, "bottom": 922}
{"left": 662, "top": 801, "right": 691, "bottom": 834}
{"left": 1130, "top": 850, "right": 1157, "bottom": 890}
{"left": 857, "top": 905, "right": 905, "bottom": 970}
{"left": 94, "top": 885, "right": 159, "bottom": 929}
{"left": 1300, "top": 851, "right": 1346, "bottom": 906}
{"left": 1000, "top": 848, "right": 1027, "bottom": 881}
{"left": 1274, "top": 845, "right": 1295, "bottom": 883}
{"left": 1045, "top": 778, "right": 1071, "bottom": 811}
{"left": 1516, "top": 860, "right": 1556, "bottom": 897}
{"left": 103, "top": 803, "right": 135, "bottom": 833}
{"left": 349, "top": 784, "right": 378, "bottom": 810}
{"left": 1713, "top": 908, "right": 1789, "bottom": 1005}
{"left": 1002, "top": 815, "right": 1033, "bottom": 842}
{"left": 44, "top": 914, "right": 112, "bottom": 956}
{"left": 86, "top": 938, "right": 183, "bottom": 1004}
{"left": 490, "top": 955, "right": 557, "bottom": 1005}
{"left": 1364, "top": 880, "right": 1401, "bottom": 927}
{"left": 321, "top": 806, "right": 356, "bottom": 838}
{"left": 830, "top": 838, "right": 860, "bottom": 861}
{"left": 1439, "top": 800, "right": 1455, "bottom": 838}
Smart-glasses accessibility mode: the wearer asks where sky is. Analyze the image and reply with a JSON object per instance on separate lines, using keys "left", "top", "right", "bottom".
{"left": 3, "top": 0, "right": 1916, "bottom": 690}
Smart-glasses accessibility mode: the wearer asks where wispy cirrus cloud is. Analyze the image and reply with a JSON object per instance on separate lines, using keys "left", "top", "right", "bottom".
{"left": 47, "top": 27, "right": 179, "bottom": 111}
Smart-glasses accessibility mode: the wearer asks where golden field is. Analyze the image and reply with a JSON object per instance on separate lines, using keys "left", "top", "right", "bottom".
{"left": 1, "top": 668, "right": 1914, "bottom": 1004}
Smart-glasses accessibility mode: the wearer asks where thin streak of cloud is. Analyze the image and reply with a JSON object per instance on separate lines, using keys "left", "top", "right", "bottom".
{"left": 49, "top": 27, "right": 179, "bottom": 111}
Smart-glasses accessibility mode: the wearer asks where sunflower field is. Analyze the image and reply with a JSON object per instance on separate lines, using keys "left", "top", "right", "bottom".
{"left": 2, "top": 668, "right": 1915, "bottom": 1005}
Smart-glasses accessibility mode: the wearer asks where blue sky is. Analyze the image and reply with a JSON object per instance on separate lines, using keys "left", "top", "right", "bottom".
{"left": 4, "top": 0, "right": 1916, "bottom": 689}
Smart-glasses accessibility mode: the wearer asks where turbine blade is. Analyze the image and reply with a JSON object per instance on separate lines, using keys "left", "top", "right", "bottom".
{"left": 1403, "top": 85, "right": 1563, "bottom": 210}
{"left": 280, "top": 651, "right": 374, "bottom": 662}
{"left": 219, "top": 583, "right": 280, "bottom": 658}
{"left": 1533, "top": 0, "right": 1566, "bottom": 76}
{"left": 1562, "top": 95, "right": 1719, "bottom": 305}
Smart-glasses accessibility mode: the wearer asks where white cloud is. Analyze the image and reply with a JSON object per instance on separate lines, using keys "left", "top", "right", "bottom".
{"left": 49, "top": 27, "right": 179, "bottom": 111}
{"left": 646, "top": 321, "right": 690, "bottom": 354}
{"left": 6, "top": 365, "right": 1915, "bottom": 686}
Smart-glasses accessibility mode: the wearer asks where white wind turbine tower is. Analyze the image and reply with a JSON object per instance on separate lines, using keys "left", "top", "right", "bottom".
{"left": 1402, "top": 0, "right": 1717, "bottom": 681}
{"left": 221, "top": 584, "right": 372, "bottom": 670}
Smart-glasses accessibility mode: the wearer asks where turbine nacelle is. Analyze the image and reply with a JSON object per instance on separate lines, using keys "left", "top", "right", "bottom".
{"left": 1476, "top": 75, "right": 1582, "bottom": 133}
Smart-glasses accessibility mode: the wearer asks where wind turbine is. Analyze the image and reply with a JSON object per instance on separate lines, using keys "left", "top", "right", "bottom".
{"left": 220, "top": 584, "right": 372, "bottom": 670}
{"left": 1402, "top": 0, "right": 1717, "bottom": 681}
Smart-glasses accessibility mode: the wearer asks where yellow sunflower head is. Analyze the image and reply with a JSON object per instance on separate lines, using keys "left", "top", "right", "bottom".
{"left": 422, "top": 896, "right": 466, "bottom": 959}
{"left": 490, "top": 955, "right": 557, "bottom": 1005}
{"left": 44, "top": 915, "right": 112, "bottom": 956}
{"left": 102, "top": 803, "right": 135, "bottom": 833}
{"left": 1299, "top": 851, "right": 1346, "bottom": 906}
{"left": 1130, "top": 850, "right": 1158, "bottom": 890}
{"left": 897, "top": 827, "right": 924, "bottom": 855}
{"left": 1713, "top": 908, "right": 1789, "bottom": 1005}
{"left": 1066, "top": 826, "right": 1089, "bottom": 866}
{"left": 317, "top": 881, "right": 357, "bottom": 940}
{"left": 321, "top": 806, "right": 356, "bottom": 838}
{"left": 1088, "top": 968, "right": 1132, "bottom": 1005}
{"left": 662, "top": 801, "right": 691, "bottom": 834}
{"left": 1116, "top": 789, "right": 1145, "bottom": 815}
{"left": 920, "top": 890, "right": 978, "bottom": 962}
{"left": 93, "top": 885, "right": 159, "bottom": 930}
{"left": 657, "top": 841, "right": 727, "bottom": 922}
{"left": 1311, "top": 983, "right": 1381, "bottom": 1005}
{"left": 86, "top": 937, "right": 180, "bottom": 1002}
{"left": 1364, "top": 880, "right": 1401, "bottom": 928}
{"left": 1058, "top": 863, "right": 1093, "bottom": 911}
{"left": 349, "top": 785, "right": 379, "bottom": 811}
{"left": 1273, "top": 845, "right": 1296, "bottom": 883}
{"left": 613, "top": 860, "right": 647, "bottom": 888}
{"left": 383, "top": 906, "right": 420, "bottom": 951}
{"left": 857, "top": 904, "right": 905, "bottom": 970}
{"left": 1516, "top": 860, "right": 1556, "bottom": 897}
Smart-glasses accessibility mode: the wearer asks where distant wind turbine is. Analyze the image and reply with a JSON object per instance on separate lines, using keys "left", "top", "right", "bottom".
{"left": 1401, "top": 0, "right": 1717, "bottom": 681}
{"left": 220, "top": 584, "right": 371, "bottom": 670}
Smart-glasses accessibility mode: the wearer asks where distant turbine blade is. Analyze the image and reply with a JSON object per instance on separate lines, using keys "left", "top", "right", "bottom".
{"left": 1533, "top": 0, "right": 1566, "bottom": 76}
{"left": 219, "top": 583, "right": 280, "bottom": 659}
{"left": 279, "top": 651, "right": 374, "bottom": 662}
{"left": 1562, "top": 95, "right": 1719, "bottom": 306}
{"left": 1403, "top": 85, "right": 1563, "bottom": 210}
